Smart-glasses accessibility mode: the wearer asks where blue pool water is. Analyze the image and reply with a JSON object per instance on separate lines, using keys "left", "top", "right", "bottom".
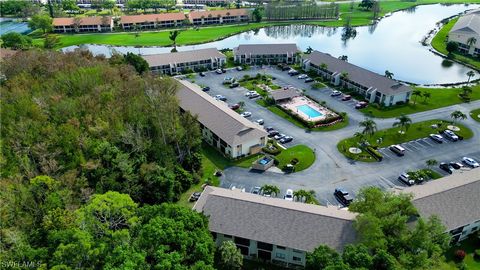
{"left": 259, "top": 157, "right": 271, "bottom": 165}
{"left": 297, "top": 104, "right": 323, "bottom": 118}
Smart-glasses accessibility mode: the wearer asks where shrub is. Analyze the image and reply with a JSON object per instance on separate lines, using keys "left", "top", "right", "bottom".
{"left": 365, "top": 146, "right": 383, "bottom": 161}
{"left": 455, "top": 249, "right": 466, "bottom": 261}
{"left": 474, "top": 249, "right": 480, "bottom": 259}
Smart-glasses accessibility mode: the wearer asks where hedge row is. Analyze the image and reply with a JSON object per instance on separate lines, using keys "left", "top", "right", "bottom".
{"left": 365, "top": 146, "right": 383, "bottom": 161}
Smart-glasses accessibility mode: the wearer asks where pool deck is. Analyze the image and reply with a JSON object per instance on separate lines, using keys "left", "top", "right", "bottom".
{"left": 281, "top": 96, "right": 337, "bottom": 122}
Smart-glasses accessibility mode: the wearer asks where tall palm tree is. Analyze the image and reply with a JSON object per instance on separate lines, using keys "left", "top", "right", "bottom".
{"left": 293, "top": 190, "right": 308, "bottom": 202}
{"left": 422, "top": 92, "right": 431, "bottom": 103}
{"left": 411, "top": 90, "right": 422, "bottom": 105}
{"left": 359, "top": 118, "right": 377, "bottom": 138}
{"left": 450, "top": 110, "right": 467, "bottom": 123}
{"left": 169, "top": 30, "right": 180, "bottom": 50}
{"left": 305, "top": 46, "right": 313, "bottom": 54}
{"left": 467, "top": 37, "right": 477, "bottom": 49}
{"left": 260, "top": 184, "right": 280, "bottom": 197}
{"left": 392, "top": 114, "right": 412, "bottom": 134}
{"left": 426, "top": 159, "right": 437, "bottom": 169}
{"left": 384, "top": 70, "right": 394, "bottom": 79}
{"left": 293, "top": 190, "right": 318, "bottom": 204}
{"left": 338, "top": 55, "right": 348, "bottom": 61}
{"left": 353, "top": 132, "right": 366, "bottom": 145}
{"left": 304, "top": 190, "right": 319, "bottom": 205}
{"left": 466, "top": 70, "right": 476, "bottom": 83}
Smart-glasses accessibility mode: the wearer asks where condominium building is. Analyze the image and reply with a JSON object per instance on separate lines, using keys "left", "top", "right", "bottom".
{"left": 233, "top": 43, "right": 299, "bottom": 64}
{"left": 142, "top": 48, "right": 226, "bottom": 74}
{"left": 119, "top": 13, "right": 186, "bottom": 30}
{"left": 188, "top": 9, "right": 249, "bottom": 25}
{"left": 448, "top": 9, "right": 480, "bottom": 56}
{"left": 302, "top": 51, "right": 412, "bottom": 107}
{"left": 183, "top": 0, "right": 232, "bottom": 5}
{"left": 52, "top": 16, "right": 113, "bottom": 33}
{"left": 176, "top": 80, "right": 268, "bottom": 158}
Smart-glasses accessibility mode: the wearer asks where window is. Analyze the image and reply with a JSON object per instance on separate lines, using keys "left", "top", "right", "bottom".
{"left": 234, "top": 236, "right": 250, "bottom": 246}
{"left": 275, "top": 253, "right": 286, "bottom": 259}
{"left": 223, "top": 234, "right": 232, "bottom": 238}
{"left": 451, "top": 226, "right": 464, "bottom": 235}
{"left": 471, "top": 226, "right": 478, "bottom": 232}
{"left": 293, "top": 249, "right": 302, "bottom": 253}
{"left": 276, "top": 245, "right": 286, "bottom": 250}
{"left": 257, "top": 242, "right": 273, "bottom": 251}
{"left": 293, "top": 256, "right": 302, "bottom": 262}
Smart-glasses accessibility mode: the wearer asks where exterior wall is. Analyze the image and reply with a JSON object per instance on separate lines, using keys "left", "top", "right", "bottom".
{"left": 235, "top": 52, "right": 297, "bottom": 64}
{"left": 190, "top": 14, "right": 249, "bottom": 25}
{"left": 449, "top": 219, "right": 480, "bottom": 243}
{"left": 150, "top": 57, "right": 226, "bottom": 75}
{"left": 214, "top": 233, "right": 306, "bottom": 268}
{"left": 231, "top": 136, "right": 267, "bottom": 158}
{"left": 53, "top": 22, "right": 113, "bottom": 33}
{"left": 448, "top": 30, "right": 480, "bottom": 56}
{"left": 121, "top": 20, "right": 184, "bottom": 30}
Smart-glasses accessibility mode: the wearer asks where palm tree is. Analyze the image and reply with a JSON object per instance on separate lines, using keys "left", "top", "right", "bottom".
{"left": 460, "top": 86, "right": 473, "bottom": 101}
{"left": 293, "top": 190, "right": 308, "bottom": 202}
{"left": 384, "top": 70, "right": 394, "bottom": 79}
{"left": 305, "top": 46, "right": 313, "bottom": 54}
{"left": 338, "top": 55, "right": 348, "bottom": 61}
{"left": 422, "top": 92, "right": 431, "bottom": 103}
{"left": 392, "top": 114, "right": 412, "bottom": 134}
{"left": 359, "top": 118, "right": 377, "bottom": 138}
{"left": 450, "top": 110, "right": 467, "bottom": 123}
{"left": 353, "top": 132, "right": 366, "bottom": 146}
{"left": 320, "top": 63, "right": 328, "bottom": 70}
{"left": 426, "top": 159, "right": 437, "bottom": 169}
{"left": 467, "top": 37, "right": 477, "bottom": 51}
{"left": 412, "top": 90, "right": 422, "bottom": 105}
{"left": 304, "top": 190, "right": 319, "bottom": 205}
{"left": 466, "top": 70, "right": 476, "bottom": 83}
{"left": 260, "top": 184, "right": 280, "bottom": 197}
{"left": 293, "top": 190, "right": 318, "bottom": 204}
{"left": 238, "top": 101, "right": 245, "bottom": 110}
{"left": 169, "top": 30, "right": 180, "bottom": 50}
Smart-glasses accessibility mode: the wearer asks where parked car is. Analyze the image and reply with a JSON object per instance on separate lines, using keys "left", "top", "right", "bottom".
{"left": 304, "top": 77, "right": 314, "bottom": 83}
{"left": 236, "top": 66, "right": 243, "bottom": 71}
{"left": 199, "top": 72, "right": 205, "bottom": 77}
{"left": 223, "top": 77, "right": 234, "bottom": 84}
{"left": 221, "top": 68, "right": 226, "bottom": 73}
{"left": 282, "top": 65, "right": 291, "bottom": 71}
{"left": 449, "top": 162, "right": 464, "bottom": 170}
{"left": 265, "top": 126, "right": 275, "bottom": 132}
{"left": 245, "top": 90, "right": 258, "bottom": 97}
{"left": 341, "top": 95, "right": 352, "bottom": 101}
{"left": 189, "top": 192, "right": 202, "bottom": 202}
{"left": 284, "top": 189, "right": 294, "bottom": 201}
{"left": 439, "top": 162, "right": 455, "bottom": 174}
{"left": 252, "top": 186, "right": 261, "bottom": 195}
{"left": 249, "top": 93, "right": 260, "bottom": 99}
{"left": 202, "top": 86, "right": 210, "bottom": 92}
{"left": 398, "top": 172, "right": 415, "bottom": 186}
{"left": 429, "top": 134, "right": 443, "bottom": 143}
{"left": 255, "top": 119, "right": 264, "bottom": 125}
{"left": 279, "top": 136, "right": 293, "bottom": 144}
{"left": 240, "top": 111, "right": 252, "bottom": 118}
{"left": 389, "top": 144, "right": 406, "bottom": 156}
{"left": 214, "top": 95, "right": 227, "bottom": 101}
{"left": 274, "top": 133, "right": 286, "bottom": 140}
{"left": 229, "top": 103, "right": 240, "bottom": 110}
{"left": 215, "top": 69, "right": 223, "bottom": 74}
{"left": 288, "top": 69, "right": 299, "bottom": 76}
{"left": 267, "top": 130, "right": 279, "bottom": 137}
{"left": 331, "top": 90, "right": 342, "bottom": 97}
{"left": 230, "top": 82, "right": 239, "bottom": 88}
{"left": 334, "top": 188, "right": 354, "bottom": 206}
{"left": 355, "top": 101, "right": 368, "bottom": 109}
{"left": 263, "top": 190, "right": 272, "bottom": 197}
{"left": 443, "top": 129, "right": 459, "bottom": 141}
{"left": 298, "top": 74, "right": 308, "bottom": 79}
{"left": 462, "top": 157, "right": 479, "bottom": 168}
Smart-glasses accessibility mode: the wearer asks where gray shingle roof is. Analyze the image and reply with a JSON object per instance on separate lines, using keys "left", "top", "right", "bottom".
{"left": 193, "top": 186, "right": 357, "bottom": 252}
{"left": 143, "top": 48, "right": 226, "bottom": 67}
{"left": 450, "top": 9, "right": 480, "bottom": 35}
{"left": 399, "top": 169, "right": 480, "bottom": 231}
{"left": 304, "top": 51, "right": 412, "bottom": 96}
{"left": 233, "top": 43, "right": 299, "bottom": 55}
{"left": 269, "top": 88, "right": 300, "bottom": 101}
{"left": 176, "top": 79, "right": 268, "bottom": 146}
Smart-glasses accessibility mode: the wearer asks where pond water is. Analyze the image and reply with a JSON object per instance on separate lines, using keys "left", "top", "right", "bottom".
{"left": 63, "top": 4, "right": 480, "bottom": 85}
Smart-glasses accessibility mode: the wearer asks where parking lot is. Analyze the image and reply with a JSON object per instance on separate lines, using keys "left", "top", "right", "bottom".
{"left": 189, "top": 66, "right": 480, "bottom": 207}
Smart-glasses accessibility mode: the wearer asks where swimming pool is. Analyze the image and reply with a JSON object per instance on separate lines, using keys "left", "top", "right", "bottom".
{"left": 296, "top": 104, "right": 323, "bottom": 118}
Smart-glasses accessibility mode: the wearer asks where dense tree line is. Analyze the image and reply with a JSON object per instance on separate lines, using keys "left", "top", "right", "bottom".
{"left": 264, "top": 3, "right": 339, "bottom": 21}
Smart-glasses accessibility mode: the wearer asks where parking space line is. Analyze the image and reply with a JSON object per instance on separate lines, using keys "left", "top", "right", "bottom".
{"left": 400, "top": 144, "right": 414, "bottom": 151}
{"left": 421, "top": 139, "right": 435, "bottom": 147}
{"left": 412, "top": 141, "right": 427, "bottom": 148}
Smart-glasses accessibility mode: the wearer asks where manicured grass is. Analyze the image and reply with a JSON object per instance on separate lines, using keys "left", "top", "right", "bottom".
{"left": 443, "top": 235, "right": 480, "bottom": 270}
{"left": 470, "top": 108, "right": 480, "bottom": 122}
{"left": 337, "top": 119, "right": 474, "bottom": 161}
{"left": 360, "top": 85, "right": 480, "bottom": 118}
{"left": 431, "top": 17, "right": 480, "bottom": 69}
{"left": 274, "top": 145, "right": 316, "bottom": 172}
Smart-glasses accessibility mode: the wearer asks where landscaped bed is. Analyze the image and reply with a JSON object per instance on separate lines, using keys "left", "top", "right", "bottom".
{"left": 442, "top": 235, "right": 480, "bottom": 270}
{"left": 337, "top": 119, "right": 473, "bottom": 162}
{"left": 274, "top": 145, "right": 316, "bottom": 172}
{"left": 470, "top": 108, "right": 480, "bottom": 122}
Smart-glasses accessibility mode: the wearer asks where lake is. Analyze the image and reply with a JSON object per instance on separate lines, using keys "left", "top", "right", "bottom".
{"left": 63, "top": 4, "right": 480, "bottom": 85}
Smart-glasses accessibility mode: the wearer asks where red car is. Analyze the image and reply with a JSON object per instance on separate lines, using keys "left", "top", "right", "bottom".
{"left": 341, "top": 95, "right": 352, "bottom": 101}
{"left": 229, "top": 103, "right": 240, "bottom": 110}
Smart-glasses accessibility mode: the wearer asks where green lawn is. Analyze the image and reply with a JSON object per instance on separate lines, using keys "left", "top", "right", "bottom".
{"left": 470, "top": 108, "right": 480, "bottom": 122}
{"left": 360, "top": 85, "right": 480, "bottom": 118}
{"left": 337, "top": 119, "right": 474, "bottom": 161}
{"left": 274, "top": 145, "right": 316, "bottom": 172}
{"left": 431, "top": 17, "right": 480, "bottom": 69}
{"left": 443, "top": 235, "right": 480, "bottom": 270}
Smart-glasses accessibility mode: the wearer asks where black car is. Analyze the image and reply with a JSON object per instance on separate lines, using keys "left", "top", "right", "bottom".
{"left": 221, "top": 68, "right": 226, "bottom": 73}
{"left": 199, "top": 72, "right": 205, "bottom": 77}
{"left": 305, "top": 78, "right": 314, "bottom": 83}
{"left": 229, "top": 82, "right": 239, "bottom": 88}
{"left": 449, "top": 162, "right": 463, "bottom": 170}
{"left": 281, "top": 65, "right": 291, "bottom": 71}
{"left": 267, "top": 130, "right": 279, "bottom": 137}
{"left": 279, "top": 136, "right": 293, "bottom": 144}
{"left": 439, "top": 162, "right": 454, "bottom": 174}
{"left": 202, "top": 86, "right": 210, "bottom": 92}
{"left": 265, "top": 126, "right": 275, "bottom": 132}
{"left": 189, "top": 192, "right": 202, "bottom": 202}
{"left": 334, "top": 188, "right": 354, "bottom": 206}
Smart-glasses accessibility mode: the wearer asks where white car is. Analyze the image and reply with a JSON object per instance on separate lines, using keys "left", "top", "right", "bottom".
{"left": 443, "top": 130, "right": 459, "bottom": 141}
{"left": 240, "top": 111, "right": 252, "bottom": 118}
{"left": 214, "top": 95, "right": 227, "bottom": 101}
{"left": 331, "top": 90, "right": 342, "bottom": 96}
{"left": 215, "top": 69, "right": 223, "bottom": 74}
{"left": 245, "top": 90, "right": 258, "bottom": 97}
{"left": 284, "top": 189, "right": 293, "bottom": 201}
{"left": 255, "top": 119, "right": 264, "bottom": 125}
{"left": 462, "top": 157, "right": 479, "bottom": 168}
{"left": 429, "top": 134, "right": 443, "bottom": 143}
{"left": 274, "top": 133, "right": 286, "bottom": 140}
{"left": 236, "top": 66, "right": 243, "bottom": 71}
{"left": 297, "top": 74, "right": 308, "bottom": 79}
{"left": 398, "top": 173, "right": 415, "bottom": 186}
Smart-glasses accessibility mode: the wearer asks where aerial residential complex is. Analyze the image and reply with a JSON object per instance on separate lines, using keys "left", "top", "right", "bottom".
{"left": 302, "top": 51, "right": 413, "bottom": 107}
{"left": 52, "top": 16, "right": 114, "bottom": 33}
{"left": 233, "top": 43, "right": 300, "bottom": 64}
{"left": 448, "top": 9, "right": 480, "bottom": 56}
{"left": 143, "top": 48, "right": 226, "bottom": 74}
{"left": 176, "top": 80, "right": 268, "bottom": 158}
{"left": 188, "top": 9, "right": 250, "bottom": 25}
{"left": 194, "top": 170, "right": 480, "bottom": 267}
{"left": 119, "top": 13, "right": 186, "bottom": 30}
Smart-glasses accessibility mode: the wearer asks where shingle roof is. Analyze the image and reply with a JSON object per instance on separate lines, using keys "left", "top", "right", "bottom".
{"left": 119, "top": 13, "right": 186, "bottom": 24}
{"left": 234, "top": 43, "right": 299, "bottom": 55}
{"left": 269, "top": 88, "right": 299, "bottom": 101}
{"left": 188, "top": 8, "right": 249, "bottom": 20}
{"left": 143, "top": 48, "right": 226, "bottom": 67}
{"left": 398, "top": 169, "right": 480, "bottom": 231}
{"left": 304, "top": 51, "right": 412, "bottom": 95}
{"left": 176, "top": 79, "right": 268, "bottom": 146}
{"left": 450, "top": 9, "right": 480, "bottom": 35}
{"left": 52, "top": 16, "right": 112, "bottom": 26}
{"left": 193, "top": 186, "right": 357, "bottom": 252}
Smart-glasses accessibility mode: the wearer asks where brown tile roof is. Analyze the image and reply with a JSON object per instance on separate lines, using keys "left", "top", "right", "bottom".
{"left": 188, "top": 8, "right": 249, "bottom": 20}
{"left": 119, "top": 13, "right": 186, "bottom": 24}
{"left": 142, "top": 48, "right": 226, "bottom": 67}
{"left": 175, "top": 79, "right": 268, "bottom": 146}
{"left": 194, "top": 186, "right": 357, "bottom": 252}
{"left": 52, "top": 16, "right": 112, "bottom": 26}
